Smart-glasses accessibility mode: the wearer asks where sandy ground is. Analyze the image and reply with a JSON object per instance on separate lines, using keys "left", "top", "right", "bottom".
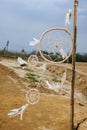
{"left": 0, "top": 58, "right": 87, "bottom": 130}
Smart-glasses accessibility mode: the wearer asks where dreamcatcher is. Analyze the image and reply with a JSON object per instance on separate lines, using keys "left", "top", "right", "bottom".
{"left": 8, "top": 88, "right": 40, "bottom": 120}
{"left": 8, "top": 9, "right": 73, "bottom": 121}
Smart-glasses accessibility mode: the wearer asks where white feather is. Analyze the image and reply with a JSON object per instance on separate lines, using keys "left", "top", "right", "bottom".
{"left": 39, "top": 64, "right": 46, "bottom": 71}
{"left": 61, "top": 72, "right": 66, "bottom": 86}
{"left": 18, "top": 57, "right": 28, "bottom": 66}
{"left": 45, "top": 80, "right": 53, "bottom": 89}
{"left": 59, "top": 49, "right": 67, "bottom": 59}
{"left": 45, "top": 80, "right": 60, "bottom": 91}
{"left": 29, "top": 37, "right": 40, "bottom": 46}
{"left": 8, "top": 109, "right": 20, "bottom": 116}
{"left": 65, "top": 9, "right": 72, "bottom": 27}
{"left": 19, "top": 104, "right": 29, "bottom": 120}
{"left": 8, "top": 108, "right": 20, "bottom": 112}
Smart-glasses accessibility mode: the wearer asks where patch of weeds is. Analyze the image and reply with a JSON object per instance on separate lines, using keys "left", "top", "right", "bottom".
{"left": 52, "top": 78, "right": 61, "bottom": 83}
{"left": 26, "top": 73, "right": 39, "bottom": 82}
{"left": 28, "top": 73, "right": 36, "bottom": 76}
{"left": 23, "top": 68, "right": 34, "bottom": 72}
{"left": 14, "top": 67, "right": 22, "bottom": 69}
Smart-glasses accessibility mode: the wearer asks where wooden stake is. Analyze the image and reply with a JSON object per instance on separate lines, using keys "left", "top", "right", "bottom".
{"left": 71, "top": 0, "right": 78, "bottom": 130}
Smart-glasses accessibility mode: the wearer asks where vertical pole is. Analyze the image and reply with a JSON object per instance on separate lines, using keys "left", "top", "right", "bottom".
{"left": 71, "top": 0, "right": 78, "bottom": 130}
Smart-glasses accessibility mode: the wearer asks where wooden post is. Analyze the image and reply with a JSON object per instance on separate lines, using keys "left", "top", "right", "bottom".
{"left": 71, "top": 0, "right": 78, "bottom": 130}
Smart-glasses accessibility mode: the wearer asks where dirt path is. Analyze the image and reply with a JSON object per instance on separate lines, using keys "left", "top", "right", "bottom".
{"left": 0, "top": 59, "right": 87, "bottom": 130}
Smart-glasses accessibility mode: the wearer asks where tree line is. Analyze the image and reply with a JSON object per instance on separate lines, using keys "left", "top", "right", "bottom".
{"left": 0, "top": 50, "right": 87, "bottom": 62}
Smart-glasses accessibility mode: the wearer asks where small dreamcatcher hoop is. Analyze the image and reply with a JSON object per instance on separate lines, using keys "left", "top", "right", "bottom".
{"left": 38, "top": 27, "right": 73, "bottom": 63}
{"left": 26, "top": 88, "right": 40, "bottom": 105}
{"left": 28, "top": 55, "right": 39, "bottom": 65}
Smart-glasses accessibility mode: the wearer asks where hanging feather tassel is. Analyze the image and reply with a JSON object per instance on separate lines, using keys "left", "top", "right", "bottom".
{"left": 59, "top": 49, "right": 67, "bottom": 59}
{"left": 45, "top": 80, "right": 60, "bottom": 91}
{"left": 8, "top": 104, "right": 29, "bottom": 120}
{"left": 65, "top": 9, "right": 72, "bottom": 27}
{"left": 29, "top": 37, "right": 40, "bottom": 46}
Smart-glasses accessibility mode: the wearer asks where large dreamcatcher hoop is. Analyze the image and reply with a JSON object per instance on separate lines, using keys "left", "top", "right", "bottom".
{"left": 38, "top": 27, "right": 73, "bottom": 63}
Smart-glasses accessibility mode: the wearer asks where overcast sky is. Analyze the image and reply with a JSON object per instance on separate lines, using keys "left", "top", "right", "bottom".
{"left": 0, "top": 0, "right": 87, "bottom": 53}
